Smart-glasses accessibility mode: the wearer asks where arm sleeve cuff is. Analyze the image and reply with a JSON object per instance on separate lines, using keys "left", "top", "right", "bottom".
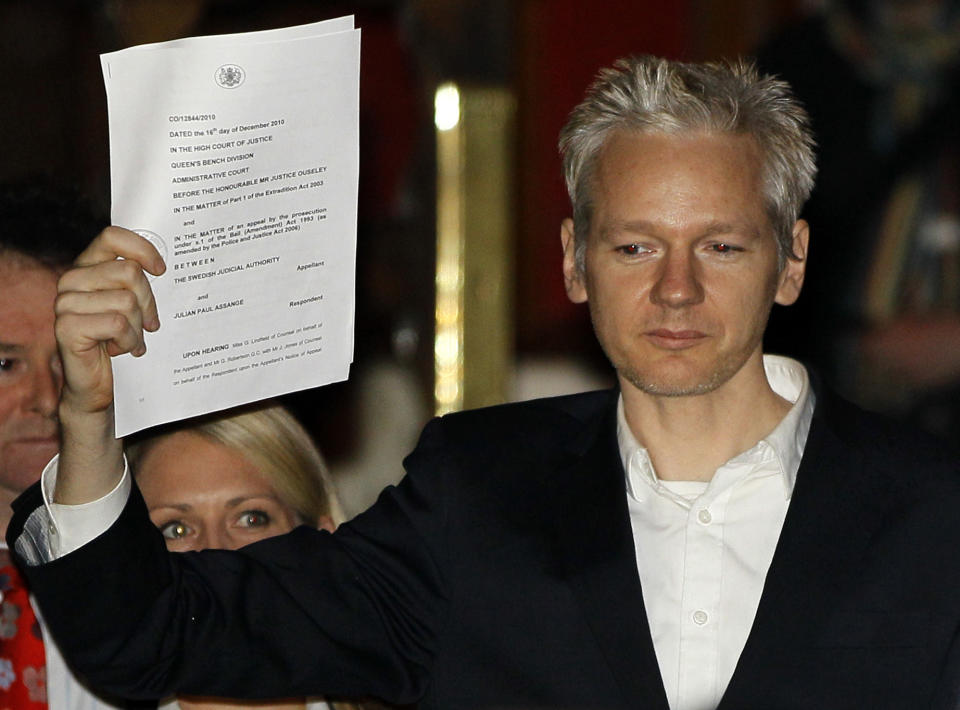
{"left": 38, "top": 453, "right": 132, "bottom": 558}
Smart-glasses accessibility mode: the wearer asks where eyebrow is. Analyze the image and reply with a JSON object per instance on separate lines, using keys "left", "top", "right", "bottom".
{"left": 600, "top": 220, "right": 761, "bottom": 240}
{"left": 150, "top": 502, "right": 192, "bottom": 512}
{"left": 226, "top": 494, "right": 282, "bottom": 508}
{"left": 148, "top": 494, "right": 282, "bottom": 512}
{"left": 0, "top": 342, "right": 26, "bottom": 351}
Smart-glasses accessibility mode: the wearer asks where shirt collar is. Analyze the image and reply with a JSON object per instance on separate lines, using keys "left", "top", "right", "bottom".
{"left": 617, "top": 354, "right": 815, "bottom": 500}
{"left": 760, "top": 354, "right": 815, "bottom": 496}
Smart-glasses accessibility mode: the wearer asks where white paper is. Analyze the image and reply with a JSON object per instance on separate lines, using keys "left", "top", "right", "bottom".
{"left": 101, "top": 17, "right": 359, "bottom": 437}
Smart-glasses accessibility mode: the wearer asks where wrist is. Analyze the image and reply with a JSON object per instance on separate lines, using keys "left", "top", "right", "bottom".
{"left": 54, "top": 403, "right": 124, "bottom": 505}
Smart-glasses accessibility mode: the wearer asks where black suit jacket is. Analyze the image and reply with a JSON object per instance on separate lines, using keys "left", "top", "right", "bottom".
{"left": 8, "top": 387, "right": 960, "bottom": 709}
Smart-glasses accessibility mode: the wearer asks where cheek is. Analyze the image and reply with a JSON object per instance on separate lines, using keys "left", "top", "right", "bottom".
{"left": 586, "top": 294, "right": 624, "bottom": 347}
{"left": 0, "top": 389, "right": 23, "bottom": 420}
{"left": 712, "top": 266, "right": 778, "bottom": 309}
{"left": 0, "top": 410, "right": 13, "bottom": 439}
{"left": 724, "top": 282, "right": 779, "bottom": 339}
{"left": 0, "top": 396, "right": 27, "bottom": 451}
{"left": 273, "top": 512, "right": 300, "bottom": 535}
{"left": 587, "top": 270, "right": 644, "bottom": 319}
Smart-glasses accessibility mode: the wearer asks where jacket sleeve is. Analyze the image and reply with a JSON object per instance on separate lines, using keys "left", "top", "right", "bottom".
{"left": 5, "top": 418, "right": 453, "bottom": 706}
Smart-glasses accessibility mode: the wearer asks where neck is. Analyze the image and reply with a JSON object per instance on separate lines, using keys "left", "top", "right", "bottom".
{"left": 620, "top": 355, "right": 791, "bottom": 482}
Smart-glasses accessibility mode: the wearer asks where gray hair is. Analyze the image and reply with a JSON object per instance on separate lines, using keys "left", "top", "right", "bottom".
{"left": 559, "top": 55, "right": 817, "bottom": 271}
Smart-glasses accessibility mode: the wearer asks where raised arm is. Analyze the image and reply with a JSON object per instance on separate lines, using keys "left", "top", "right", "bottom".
{"left": 53, "top": 226, "right": 165, "bottom": 504}
{"left": 14, "top": 226, "right": 445, "bottom": 704}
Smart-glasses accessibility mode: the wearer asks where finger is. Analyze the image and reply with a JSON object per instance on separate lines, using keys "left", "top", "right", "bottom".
{"left": 56, "top": 289, "right": 148, "bottom": 356}
{"left": 55, "top": 311, "right": 143, "bottom": 415}
{"left": 58, "top": 258, "right": 161, "bottom": 332}
{"left": 74, "top": 225, "right": 166, "bottom": 277}
{"left": 55, "top": 284, "right": 153, "bottom": 416}
{"left": 56, "top": 305, "right": 146, "bottom": 358}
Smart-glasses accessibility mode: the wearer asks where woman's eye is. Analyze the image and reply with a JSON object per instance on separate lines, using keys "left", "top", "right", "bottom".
{"left": 238, "top": 510, "right": 270, "bottom": 528}
{"left": 158, "top": 520, "right": 191, "bottom": 539}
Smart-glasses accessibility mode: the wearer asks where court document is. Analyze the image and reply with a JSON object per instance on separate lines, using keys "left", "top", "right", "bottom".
{"left": 100, "top": 16, "right": 359, "bottom": 436}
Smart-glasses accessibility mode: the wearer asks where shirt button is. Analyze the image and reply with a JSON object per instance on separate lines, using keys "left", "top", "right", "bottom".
{"left": 692, "top": 610, "right": 709, "bottom": 626}
{"left": 697, "top": 509, "right": 712, "bottom": 525}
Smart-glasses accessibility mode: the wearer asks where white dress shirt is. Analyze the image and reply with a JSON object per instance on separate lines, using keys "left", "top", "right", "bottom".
{"left": 619, "top": 355, "right": 814, "bottom": 710}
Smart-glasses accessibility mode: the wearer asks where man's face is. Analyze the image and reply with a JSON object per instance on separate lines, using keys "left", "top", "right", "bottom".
{"left": 0, "top": 257, "right": 61, "bottom": 498}
{"left": 562, "top": 130, "right": 806, "bottom": 398}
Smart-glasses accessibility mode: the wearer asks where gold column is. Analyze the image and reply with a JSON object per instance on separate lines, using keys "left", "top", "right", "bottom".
{"left": 434, "top": 83, "right": 516, "bottom": 415}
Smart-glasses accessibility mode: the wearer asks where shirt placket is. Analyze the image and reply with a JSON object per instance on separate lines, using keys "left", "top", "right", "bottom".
{"left": 675, "top": 485, "right": 732, "bottom": 710}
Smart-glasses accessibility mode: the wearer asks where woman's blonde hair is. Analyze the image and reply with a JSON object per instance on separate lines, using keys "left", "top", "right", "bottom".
{"left": 126, "top": 401, "right": 344, "bottom": 526}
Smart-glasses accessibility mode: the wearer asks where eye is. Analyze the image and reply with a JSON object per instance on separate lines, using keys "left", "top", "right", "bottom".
{"left": 237, "top": 510, "right": 270, "bottom": 528}
{"left": 158, "top": 520, "right": 192, "bottom": 540}
{"left": 0, "top": 357, "right": 18, "bottom": 373}
{"left": 617, "top": 243, "right": 653, "bottom": 257}
{"left": 708, "top": 242, "right": 743, "bottom": 255}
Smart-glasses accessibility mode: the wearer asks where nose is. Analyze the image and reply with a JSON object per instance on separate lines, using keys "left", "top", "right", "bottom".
{"left": 650, "top": 250, "right": 705, "bottom": 308}
{"left": 27, "top": 359, "right": 63, "bottom": 419}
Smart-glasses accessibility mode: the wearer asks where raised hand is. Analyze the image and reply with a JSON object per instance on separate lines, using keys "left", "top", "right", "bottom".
{"left": 53, "top": 226, "right": 165, "bottom": 504}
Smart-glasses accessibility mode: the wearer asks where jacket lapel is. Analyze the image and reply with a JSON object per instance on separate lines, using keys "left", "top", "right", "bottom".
{"left": 718, "top": 390, "right": 885, "bottom": 706}
{"left": 552, "top": 395, "right": 671, "bottom": 710}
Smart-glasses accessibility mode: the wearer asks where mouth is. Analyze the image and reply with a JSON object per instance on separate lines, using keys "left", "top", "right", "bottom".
{"left": 644, "top": 329, "right": 708, "bottom": 350}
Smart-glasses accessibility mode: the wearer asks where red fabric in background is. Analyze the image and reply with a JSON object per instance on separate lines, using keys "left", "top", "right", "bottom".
{"left": 0, "top": 551, "right": 47, "bottom": 709}
{"left": 515, "top": 0, "right": 689, "bottom": 352}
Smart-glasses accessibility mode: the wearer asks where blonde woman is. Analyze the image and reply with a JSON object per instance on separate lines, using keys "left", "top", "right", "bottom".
{"left": 126, "top": 402, "right": 359, "bottom": 710}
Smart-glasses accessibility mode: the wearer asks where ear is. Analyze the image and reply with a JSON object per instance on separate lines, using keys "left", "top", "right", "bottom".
{"left": 774, "top": 219, "right": 809, "bottom": 306}
{"left": 317, "top": 514, "right": 337, "bottom": 533}
{"left": 561, "top": 218, "right": 588, "bottom": 304}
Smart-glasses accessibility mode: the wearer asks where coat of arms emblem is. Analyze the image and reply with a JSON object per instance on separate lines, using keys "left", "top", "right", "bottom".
{"left": 215, "top": 64, "right": 245, "bottom": 89}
